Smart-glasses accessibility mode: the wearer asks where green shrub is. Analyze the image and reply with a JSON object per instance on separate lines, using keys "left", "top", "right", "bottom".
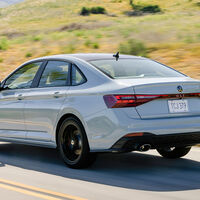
{"left": 130, "top": 1, "right": 162, "bottom": 14}
{"left": 75, "top": 31, "right": 84, "bottom": 37}
{"left": 90, "top": 7, "right": 106, "bottom": 14}
{"left": 92, "top": 42, "right": 99, "bottom": 49}
{"left": 96, "top": 34, "right": 102, "bottom": 39}
{"left": 140, "top": 5, "right": 161, "bottom": 13}
{"left": 84, "top": 40, "right": 99, "bottom": 49}
{"left": 195, "top": 2, "right": 200, "bottom": 7}
{"left": 0, "top": 58, "right": 3, "bottom": 63}
{"left": 0, "top": 38, "right": 8, "bottom": 51}
{"left": 80, "top": 7, "right": 90, "bottom": 16}
{"left": 25, "top": 52, "right": 32, "bottom": 58}
{"left": 84, "top": 40, "right": 92, "bottom": 47}
{"left": 80, "top": 6, "right": 106, "bottom": 16}
{"left": 119, "top": 39, "right": 147, "bottom": 56}
{"left": 32, "top": 35, "right": 42, "bottom": 42}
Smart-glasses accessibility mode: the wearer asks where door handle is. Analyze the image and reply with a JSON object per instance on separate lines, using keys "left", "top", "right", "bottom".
{"left": 53, "top": 92, "right": 61, "bottom": 98}
{"left": 17, "top": 94, "right": 24, "bottom": 100}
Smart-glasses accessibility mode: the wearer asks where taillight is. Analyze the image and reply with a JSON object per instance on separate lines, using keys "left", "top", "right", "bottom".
{"left": 104, "top": 93, "right": 200, "bottom": 108}
{"left": 103, "top": 94, "right": 161, "bottom": 108}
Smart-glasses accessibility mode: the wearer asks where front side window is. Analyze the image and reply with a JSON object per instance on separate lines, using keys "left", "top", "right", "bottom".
{"left": 4, "top": 62, "right": 41, "bottom": 89}
{"left": 71, "top": 65, "right": 86, "bottom": 86}
{"left": 39, "top": 61, "right": 69, "bottom": 88}
{"left": 90, "top": 59, "right": 185, "bottom": 79}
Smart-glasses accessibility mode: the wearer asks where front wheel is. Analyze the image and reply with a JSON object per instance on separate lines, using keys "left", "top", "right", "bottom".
{"left": 157, "top": 146, "right": 191, "bottom": 159}
{"left": 57, "top": 117, "right": 96, "bottom": 169}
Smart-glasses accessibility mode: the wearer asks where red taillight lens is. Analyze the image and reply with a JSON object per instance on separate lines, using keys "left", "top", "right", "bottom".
{"left": 103, "top": 95, "right": 136, "bottom": 108}
{"left": 124, "top": 132, "right": 144, "bottom": 137}
{"left": 104, "top": 93, "right": 200, "bottom": 108}
{"left": 103, "top": 94, "right": 161, "bottom": 108}
{"left": 134, "top": 94, "right": 168, "bottom": 106}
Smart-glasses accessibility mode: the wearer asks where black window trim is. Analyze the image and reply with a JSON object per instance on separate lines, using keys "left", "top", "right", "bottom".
{"left": 31, "top": 60, "right": 48, "bottom": 88}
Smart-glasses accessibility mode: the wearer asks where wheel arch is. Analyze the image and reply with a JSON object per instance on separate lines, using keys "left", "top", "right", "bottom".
{"left": 55, "top": 113, "right": 88, "bottom": 147}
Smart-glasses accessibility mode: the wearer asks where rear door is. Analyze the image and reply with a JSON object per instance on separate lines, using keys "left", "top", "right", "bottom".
{"left": 0, "top": 62, "right": 42, "bottom": 139}
{"left": 24, "top": 60, "right": 70, "bottom": 142}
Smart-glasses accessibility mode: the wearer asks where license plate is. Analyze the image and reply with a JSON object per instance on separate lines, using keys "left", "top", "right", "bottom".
{"left": 168, "top": 100, "right": 189, "bottom": 113}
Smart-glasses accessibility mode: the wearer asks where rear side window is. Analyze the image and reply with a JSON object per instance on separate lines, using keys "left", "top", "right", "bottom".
{"left": 39, "top": 61, "right": 70, "bottom": 87}
{"left": 90, "top": 59, "right": 185, "bottom": 79}
{"left": 71, "top": 65, "right": 86, "bottom": 86}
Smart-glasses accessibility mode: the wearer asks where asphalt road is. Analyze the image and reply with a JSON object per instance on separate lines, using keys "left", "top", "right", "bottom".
{"left": 0, "top": 142, "right": 199, "bottom": 200}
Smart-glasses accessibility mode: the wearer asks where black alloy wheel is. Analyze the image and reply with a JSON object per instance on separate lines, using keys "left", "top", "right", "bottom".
{"left": 58, "top": 117, "right": 96, "bottom": 169}
{"left": 157, "top": 146, "right": 191, "bottom": 159}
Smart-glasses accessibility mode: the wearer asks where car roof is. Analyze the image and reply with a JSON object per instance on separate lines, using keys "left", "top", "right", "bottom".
{"left": 27, "top": 53, "right": 145, "bottom": 64}
{"left": 66, "top": 53, "right": 143, "bottom": 61}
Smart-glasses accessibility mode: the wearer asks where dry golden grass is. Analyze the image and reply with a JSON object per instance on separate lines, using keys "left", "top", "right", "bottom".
{"left": 0, "top": 0, "right": 200, "bottom": 80}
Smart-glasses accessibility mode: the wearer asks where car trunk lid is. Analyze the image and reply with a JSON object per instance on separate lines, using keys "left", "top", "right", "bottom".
{"left": 115, "top": 77, "right": 200, "bottom": 119}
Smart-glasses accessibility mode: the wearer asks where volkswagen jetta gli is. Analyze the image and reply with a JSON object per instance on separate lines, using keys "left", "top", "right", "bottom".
{"left": 0, "top": 53, "right": 200, "bottom": 168}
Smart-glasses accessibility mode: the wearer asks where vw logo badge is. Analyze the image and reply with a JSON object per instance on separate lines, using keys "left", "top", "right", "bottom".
{"left": 177, "top": 85, "right": 183, "bottom": 93}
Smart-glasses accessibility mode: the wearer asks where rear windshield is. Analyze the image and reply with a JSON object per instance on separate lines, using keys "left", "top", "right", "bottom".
{"left": 89, "top": 59, "right": 185, "bottom": 79}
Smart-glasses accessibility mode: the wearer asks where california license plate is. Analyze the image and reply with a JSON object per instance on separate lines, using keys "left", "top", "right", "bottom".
{"left": 168, "top": 100, "right": 189, "bottom": 113}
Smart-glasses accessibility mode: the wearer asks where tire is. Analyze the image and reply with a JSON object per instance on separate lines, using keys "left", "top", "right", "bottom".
{"left": 157, "top": 146, "right": 191, "bottom": 159}
{"left": 57, "top": 117, "right": 96, "bottom": 169}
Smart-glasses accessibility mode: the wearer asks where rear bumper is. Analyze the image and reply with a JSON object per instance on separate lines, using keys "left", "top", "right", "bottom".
{"left": 111, "top": 132, "right": 200, "bottom": 152}
{"left": 86, "top": 107, "right": 200, "bottom": 150}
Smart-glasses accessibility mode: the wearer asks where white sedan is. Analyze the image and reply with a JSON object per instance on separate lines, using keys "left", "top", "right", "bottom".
{"left": 0, "top": 53, "right": 200, "bottom": 168}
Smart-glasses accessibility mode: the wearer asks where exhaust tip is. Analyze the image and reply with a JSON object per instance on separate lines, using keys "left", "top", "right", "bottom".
{"left": 138, "top": 144, "right": 151, "bottom": 152}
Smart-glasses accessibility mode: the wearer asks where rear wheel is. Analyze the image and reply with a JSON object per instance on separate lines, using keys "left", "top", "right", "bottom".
{"left": 157, "top": 146, "right": 191, "bottom": 159}
{"left": 57, "top": 117, "right": 96, "bottom": 169}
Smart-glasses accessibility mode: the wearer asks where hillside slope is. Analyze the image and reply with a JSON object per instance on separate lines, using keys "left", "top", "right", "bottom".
{"left": 0, "top": 0, "right": 199, "bottom": 80}
{"left": 0, "top": 0, "right": 23, "bottom": 8}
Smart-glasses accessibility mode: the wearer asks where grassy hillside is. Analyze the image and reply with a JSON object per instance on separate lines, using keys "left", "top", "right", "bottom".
{"left": 0, "top": 0, "right": 200, "bottom": 80}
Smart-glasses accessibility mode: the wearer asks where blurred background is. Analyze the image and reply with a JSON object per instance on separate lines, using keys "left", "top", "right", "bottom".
{"left": 0, "top": 0, "right": 199, "bottom": 80}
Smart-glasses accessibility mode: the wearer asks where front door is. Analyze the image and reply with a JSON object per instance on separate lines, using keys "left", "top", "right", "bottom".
{"left": 0, "top": 62, "right": 42, "bottom": 139}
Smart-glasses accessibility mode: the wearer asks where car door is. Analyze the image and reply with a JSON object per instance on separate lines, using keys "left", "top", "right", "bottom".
{"left": 24, "top": 60, "right": 70, "bottom": 142}
{"left": 0, "top": 62, "right": 42, "bottom": 139}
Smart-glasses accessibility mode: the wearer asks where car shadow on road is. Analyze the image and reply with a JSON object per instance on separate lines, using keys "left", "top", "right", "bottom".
{"left": 0, "top": 142, "right": 199, "bottom": 192}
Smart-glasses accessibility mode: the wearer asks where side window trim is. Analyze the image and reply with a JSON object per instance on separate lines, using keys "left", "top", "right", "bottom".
{"left": 32, "top": 60, "right": 48, "bottom": 88}
{"left": 71, "top": 64, "right": 87, "bottom": 86}
{"left": 1, "top": 60, "right": 87, "bottom": 89}
{"left": 36, "top": 60, "right": 72, "bottom": 88}
{"left": 2, "top": 61, "right": 44, "bottom": 90}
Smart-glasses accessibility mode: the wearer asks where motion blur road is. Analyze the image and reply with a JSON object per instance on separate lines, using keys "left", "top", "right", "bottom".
{"left": 0, "top": 142, "right": 199, "bottom": 200}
